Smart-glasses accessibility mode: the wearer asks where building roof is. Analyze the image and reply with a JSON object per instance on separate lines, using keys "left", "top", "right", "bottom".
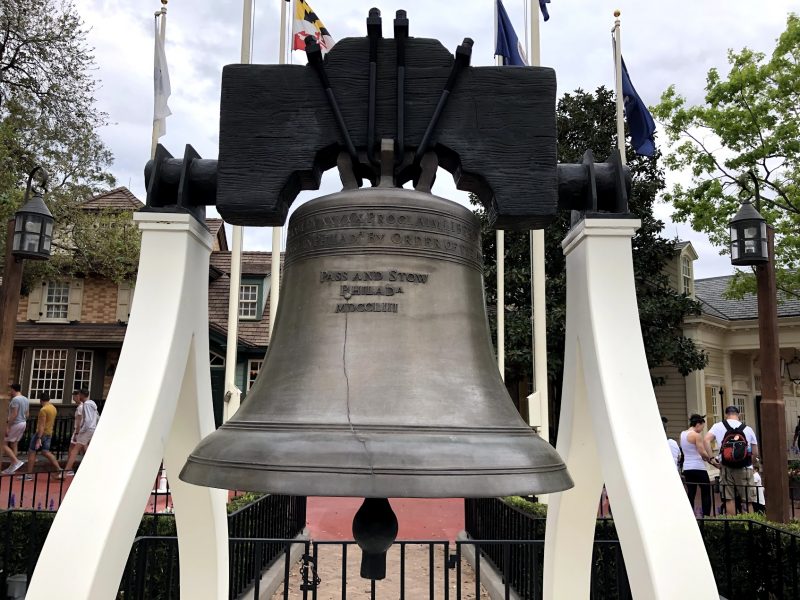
{"left": 694, "top": 275, "right": 800, "bottom": 321}
{"left": 208, "top": 252, "right": 284, "bottom": 348}
{"left": 14, "top": 323, "right": 128, "bottom": 345}
{"left": 81, "top": 187, "right": 144, "bottom": 211}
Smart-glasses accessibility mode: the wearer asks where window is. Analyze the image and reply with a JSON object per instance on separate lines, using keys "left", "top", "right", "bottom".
{"left": 732, "top": 394, "right": 747, "bottom": 424}
{"left": 239, "top": 284, "right": 259, "bottom": 319}
{"left": 705, "top": 385, "right": 721, "bottom": 428}
{"left": 209, "top": 351, "right": 225, "bottom": 367}
{"left": 73, "top": 350, "right": 94, "bottom": 393}
{"left": 247, "top": 360, "right": 263, "bottom": 391}
{"left": 29, "top": 349, "right": 68, "bottom": 402}
{"left": 681, "top": 257, "right": 693, "bottom": 295}
{"left": 44, "top": 281, "right": 70, "bottom": 319}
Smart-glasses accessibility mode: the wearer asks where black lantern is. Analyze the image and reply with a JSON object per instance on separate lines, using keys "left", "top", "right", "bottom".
{"left": 729, "top": 201, "right": 768, "bottom": 266}
{"left": 12, "top": 167, "right": 53, "bottom": 261}
{"left": 786, "top": 355, "right": 800, "bottom": 385}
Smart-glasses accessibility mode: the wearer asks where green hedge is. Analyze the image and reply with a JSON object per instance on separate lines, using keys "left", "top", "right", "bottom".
{"left": 497, "top": 497, "right": 800, "bottom": 600}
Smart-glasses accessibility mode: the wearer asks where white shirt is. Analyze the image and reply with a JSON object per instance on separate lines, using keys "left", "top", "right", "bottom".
{"left": 668, "top": 439, "right": 681, "bottom": 469}
{"left": 708, "top": 419, "right": 758, "bottom": 448}
{"left": 680, "top": 430, "right": 706, "bottom": 471}
{"left": 79, "top": 399, "right": 99, "bottom": 432}
{"left": 752, "top": 471, "right": 766, "bottom": 505}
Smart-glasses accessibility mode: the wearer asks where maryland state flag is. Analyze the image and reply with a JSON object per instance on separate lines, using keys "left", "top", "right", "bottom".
{"left": 293, "top": 0, "right": 335, "bottom": 54}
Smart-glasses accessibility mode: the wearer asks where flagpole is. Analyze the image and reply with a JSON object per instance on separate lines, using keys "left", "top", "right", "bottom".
{"left": 492, "top": 2, "right": 505, "bottom": 381}
{"left": 495, "top": 56, "right": 505, "bottom": 382}
{"left": 150, "top": 1, "right": 168, "bottom": 160}
{"left": 613, "top": 10, "right": 627, "bottom": 165}
{"left": 270, "top": 0, "right": 288, "bottom": 341}
{"left": 528, "top": 1, "right": 548, "bottom": 448}
{"left": 223, "top": 0, "right": 255, "bottom": 422}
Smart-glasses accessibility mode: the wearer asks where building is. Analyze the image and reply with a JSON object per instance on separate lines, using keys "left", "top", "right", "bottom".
{"left": 8, "top": 187, "right": 278, "bottom": 422}
{"left": 654, "top": 242, "right": 800, "bottom": 447}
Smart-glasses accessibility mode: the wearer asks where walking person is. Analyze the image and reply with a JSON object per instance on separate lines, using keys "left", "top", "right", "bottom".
{"left": 681, "top": 414, "right": 716, "bottom": 516}
{"left": 2, "top": 384, "right": 29, "bottom": 474}
{"left": 20, "top": 393, "right": 62, "bottom": 480}
{"left": 706, "top": 405, "right": 759, "bottom": 515}
{"left": 60, "top": 389, "right": 98, "bottom": 478}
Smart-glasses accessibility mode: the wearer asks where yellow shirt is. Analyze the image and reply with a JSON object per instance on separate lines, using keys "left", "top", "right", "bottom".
{"left": 40, "top": 403, "right": 57, "bottom": 436}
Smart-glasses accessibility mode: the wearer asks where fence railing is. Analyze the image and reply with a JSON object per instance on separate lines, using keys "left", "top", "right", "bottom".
{"left": 597, "top": 481, "right": 798, "bottom": 519}
{"left": 117, "top": 536, "right": 633, "bottom": 600}
{"left": 117, "top": 494, "right": 307, "bottom": 600}
{"left": 15, "top": 416, "right": 76, "bottom": 461}
{"left": 0, "top": 494, "right": 305, "bottom": 599}
{"left": 466, "top": 497, "right": 800, "bottom": 600}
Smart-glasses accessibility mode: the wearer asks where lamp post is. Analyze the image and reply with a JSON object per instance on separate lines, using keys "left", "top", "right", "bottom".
{"left": 0, "top": 167, "right": 53, "bottom": 455}
{"left": 729, "top": 200, "right": 790, "bottom": 523}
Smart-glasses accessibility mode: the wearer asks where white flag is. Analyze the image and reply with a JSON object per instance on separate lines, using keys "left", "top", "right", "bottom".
{"left": 153, "top": 17, "right": 171, "bottom": 139}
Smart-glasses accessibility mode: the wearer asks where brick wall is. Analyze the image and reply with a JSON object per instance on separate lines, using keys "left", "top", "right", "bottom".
{"left": 80, "top": 278, "right": 120, "bottom": 323}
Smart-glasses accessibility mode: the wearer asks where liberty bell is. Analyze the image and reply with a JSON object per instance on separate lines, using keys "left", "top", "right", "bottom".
{"left": 181, "top": 182, "right": 571, "bottom": 498}
{"left": 177, "top": 9, "right": 576, "bottom": 580}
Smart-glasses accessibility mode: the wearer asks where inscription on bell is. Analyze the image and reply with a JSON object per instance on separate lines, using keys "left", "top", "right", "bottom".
{"left": 320, "top": 270, "right": 429, "bottom": 283}
{"left": 322, "top": 269, "right": 430, "bottom": 315}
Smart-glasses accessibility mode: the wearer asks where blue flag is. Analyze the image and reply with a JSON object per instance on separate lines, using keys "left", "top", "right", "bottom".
{"left": 620, "top": 57, "right": 656, "bottom": 156}
{"left": 495, "top": 0, "right": 526, "bottom": 65}
{"left": 540, "top": 0, "right": 551, "bottom": 22}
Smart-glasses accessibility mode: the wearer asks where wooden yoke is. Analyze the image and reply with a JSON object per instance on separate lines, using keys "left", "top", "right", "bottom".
{"left": 216, "top": 36, "right": 558, "bottom": 230}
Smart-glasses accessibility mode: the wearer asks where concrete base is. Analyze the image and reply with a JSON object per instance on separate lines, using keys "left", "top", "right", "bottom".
{"left": 456, "top": 531, "right": 520, "bottom": 600}
{"left": 26, "top": 214, "right": 229, "bottom": 599}
{"left": 240, "top": 528, "right": 310, "bottom": 600}
{"left": 543, "top": 219, "right": 718, "bottom": 599}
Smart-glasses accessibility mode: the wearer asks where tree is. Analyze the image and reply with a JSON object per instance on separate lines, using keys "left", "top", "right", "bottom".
{"left": 475, "top": 87, "right": 707, "bottom": 430}
{"left": 0, "top": 0, "right": 139, "bottom": 283}
{"left": 653, "top": 13, "right": 800, "bottom": 299}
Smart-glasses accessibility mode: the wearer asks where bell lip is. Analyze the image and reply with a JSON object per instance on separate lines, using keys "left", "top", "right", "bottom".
{"left": 179, "top": 460, "right": 574, "bottom": 498}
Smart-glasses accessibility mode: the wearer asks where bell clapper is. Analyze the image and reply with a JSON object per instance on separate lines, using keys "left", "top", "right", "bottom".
{"left": 352, "top": 497, "right": 399, "bottom": 580}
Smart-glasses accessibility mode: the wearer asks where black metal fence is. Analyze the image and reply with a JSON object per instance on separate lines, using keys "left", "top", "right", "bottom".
{"left": 597, "top": 481, "right": 798, "bottom": 519}
{"left": 118, "top": 494, "right": 307, "bottom": 600}
{"left": 0, "top": 467, "right": 181, "bottom": 512}
{"left": 18, "top": 416, "right": 75, "bottom": 460}
{"left": 466, "top": 497, "right": 800, "bottom": 600}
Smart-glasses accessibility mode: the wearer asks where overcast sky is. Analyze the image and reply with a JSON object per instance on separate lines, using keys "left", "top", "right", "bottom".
{"left": 75, "top": 0, "right": 796, "bottom": 278}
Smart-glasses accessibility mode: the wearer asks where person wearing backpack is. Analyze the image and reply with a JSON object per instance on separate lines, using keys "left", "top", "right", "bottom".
{"left": 705, "top": 405, "right": 759, "bottom": 515}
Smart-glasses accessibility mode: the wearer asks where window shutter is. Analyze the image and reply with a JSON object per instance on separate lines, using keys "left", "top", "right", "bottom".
{"left": 27, "top": 281, "right": 44, "bottom": 321}
{"left": 67, "top": 279, "right": 84, "bottom": 322}
{"left": 116, "top": 282, "right": 133, "bottom": 323}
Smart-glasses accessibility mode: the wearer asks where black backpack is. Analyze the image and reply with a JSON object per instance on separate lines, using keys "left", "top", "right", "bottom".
{"left": 720, "top": 421, "right": 751, "bottom": 468}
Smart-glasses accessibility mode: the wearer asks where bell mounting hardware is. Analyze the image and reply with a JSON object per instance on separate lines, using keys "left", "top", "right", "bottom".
{"left": 144, "top": 8, "right": 631, "bottom": 230}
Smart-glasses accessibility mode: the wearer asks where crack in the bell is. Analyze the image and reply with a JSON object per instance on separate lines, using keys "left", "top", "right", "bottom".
{"left": 342, "top": 311, "right": 374, "bottom": 475}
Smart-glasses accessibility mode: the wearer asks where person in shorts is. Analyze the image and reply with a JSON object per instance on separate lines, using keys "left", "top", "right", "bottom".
{"left": 60, "top": 388, "right": 98, "bottom": 477}
{"left": 2, "top": 384, "right": 29, "bottom": 474}
{"left": 706, "top": 405, "right": 759, "bottom": 514}
{"left": 21, "top": 393, "right": 62, "bottom": 481}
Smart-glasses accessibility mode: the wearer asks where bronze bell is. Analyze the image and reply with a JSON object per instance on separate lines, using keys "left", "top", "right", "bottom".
{"left": 180, "top": 186, "right": 572, "bottom": 499}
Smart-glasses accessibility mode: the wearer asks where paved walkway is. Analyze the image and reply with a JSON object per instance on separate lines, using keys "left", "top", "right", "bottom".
{"left": 276, "top": 498, "right": 485, "bottom": 598}
{"left": 306, "top": 497, "right": 465, "bottom": 541}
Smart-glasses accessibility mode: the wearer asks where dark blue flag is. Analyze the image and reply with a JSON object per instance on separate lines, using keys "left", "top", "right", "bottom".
{"left": 495, "top": 0, "right": 526, "bottom": 65}
{"left": 620, "top": 57, "right": 656, "bottom": 156}
{"left": 540, "top": 0, "right": 551, "bottom": 22}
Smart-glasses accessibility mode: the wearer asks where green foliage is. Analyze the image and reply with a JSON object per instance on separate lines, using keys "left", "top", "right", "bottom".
{"left": 227, "top": 492, "right": 265, "bottom": 514}
{"left": 476, "top": 87, "right": 708, "bottom": 409}
{"left": 653, "top": 13, "right": 800, "bottom": 299}
{"left": 0, "top": 1, "right": 141, "bottom": 285}
{"left": 502, "top": 495, "right": 548, "bottom": 518}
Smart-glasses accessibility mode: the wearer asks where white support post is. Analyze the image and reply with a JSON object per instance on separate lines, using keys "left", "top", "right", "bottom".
{"left": 613, "top": 13, "right": 627, "bottom": 166}
{"left": 543, "top": 218, "right": 717, "bottom": 599}
{"left": 27, "top": 213, "right": 228, "bottom": 600}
